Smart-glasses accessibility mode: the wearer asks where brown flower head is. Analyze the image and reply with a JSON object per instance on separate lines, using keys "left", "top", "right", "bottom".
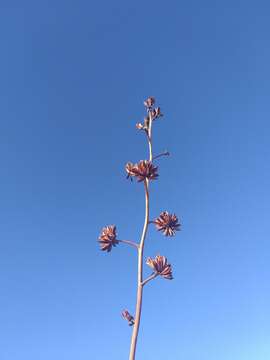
{"left": 125, "top": 160, "right": 158, "bottom": 182}
{"left": 125, "top": 162, "right": 136, "bottom": 180}
{"left": 146, "top": 255, "right": 173, "bottom": 280}
{"left": 151, "top": 107, "right": 163, "bottom": 120}
{"left": 136, "top": 123, "right": 144, "bottom": 130}
{"left": 144, "top": 96, "right": 155, "bottom": 108}
{"left": 98, "top": 225, "right": 119, "bottom": 252}
{"left": 154, "top": 211, "right": 180, "bottom": 236}
{"left": 122, "top": 310, "right": 135, "bottom": 326}
{"left": 136, "top": 116, "right": 150, "bottom": 131}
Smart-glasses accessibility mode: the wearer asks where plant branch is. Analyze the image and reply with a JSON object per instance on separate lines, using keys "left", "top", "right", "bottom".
{"left": 141, "top": 272, "right": 158, "bottom": 287}
{"left": 118, "top": 239, "right": 139, "bottom": 249}
{"left": 152, "top": 151, "right": 170, "bottom": 161}
{"left": 147, "top": 111, "right": 153, "bottom": 162}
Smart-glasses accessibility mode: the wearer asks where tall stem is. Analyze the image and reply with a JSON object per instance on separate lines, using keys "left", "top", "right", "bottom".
{"left": 129, "top": 112, "right": 153, "bottom": 360}
{"left": 148, "top": 110, "right": 153, "bottom": 162}
{"left": 129, "top": 181, "right": 149, "bottom": 360}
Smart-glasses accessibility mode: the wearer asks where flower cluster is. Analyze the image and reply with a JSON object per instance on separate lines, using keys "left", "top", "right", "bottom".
{"left": 98, "top": 225, "right": 119, "bottom": 252}
{"left": 126, "top": 160, "right": 158, "bottom": 182}
{"left": 136, "top": 97, "right": 163, "bottom": 131}
{"left": 150, "top": 106, "right": 163, "bottom": 120}
{"left": 154, "top": 211, "right": 180, "bottom": 236}
{"left": 122, "top": 310, "right": 135, "bottom": 326}
{"left": 136, "top": 118, "right": 149, "bottom": 131}
{"left": 146, "top": 255, "right": 173, "bottom": 280}
{"left": 143, "top": 96, "right": 155, "bottom": 108}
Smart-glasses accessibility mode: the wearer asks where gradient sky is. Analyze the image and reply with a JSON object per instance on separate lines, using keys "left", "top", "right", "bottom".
{"left": 1, "top": 1, "right": 270, "bottom": 359}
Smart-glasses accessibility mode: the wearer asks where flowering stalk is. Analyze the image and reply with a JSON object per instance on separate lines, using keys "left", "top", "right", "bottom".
{"left": 98, "top": 97, "right": 181, "bottom": 359}
{"left": 129, "top": 171, "right": 150, "bottom": 360}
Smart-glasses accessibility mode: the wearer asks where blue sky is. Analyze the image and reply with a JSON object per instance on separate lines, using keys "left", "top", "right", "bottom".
{"left": 1, "top": 1, "right": 270, "bottom": 359}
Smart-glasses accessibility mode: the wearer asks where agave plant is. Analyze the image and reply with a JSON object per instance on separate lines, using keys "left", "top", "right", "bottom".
{"left": 98, "top": 97, "right": 181, "bottom": 359}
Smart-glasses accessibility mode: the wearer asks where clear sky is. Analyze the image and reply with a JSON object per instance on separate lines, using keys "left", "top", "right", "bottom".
{"left": 1, "top": 1, "right": 269, "bottom": 359}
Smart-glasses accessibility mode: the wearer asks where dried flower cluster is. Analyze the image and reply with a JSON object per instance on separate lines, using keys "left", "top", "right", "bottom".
{"left": 154, "top": 211, "right": 181, "bottom": 236}
{"left": 143, "top": 96, "right": 155, "bottom": 108}
{"left": 98, "top": 225, "right": 118, "bottom": 252}
{"left": 122, "top": 310, "right": 135, "bottom": 326}
{"left": 136, "top": 97, "right": 163, "bottom": 131}
{"left": 125, "top": 160, "right": 158, "bottom": 182}
{"left": 98, "top": 97, "right": 181, "bottom": 360}
{"left": 146, "top": 255, "right": 173, "bottom": 280}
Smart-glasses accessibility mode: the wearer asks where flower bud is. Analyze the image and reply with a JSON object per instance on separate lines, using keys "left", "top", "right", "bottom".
{"left": 122, "top": 310, "right": 135, "bottom": 326}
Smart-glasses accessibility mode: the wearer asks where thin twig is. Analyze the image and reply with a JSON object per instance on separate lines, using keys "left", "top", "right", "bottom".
{"left": 118, "top": 239, "right": 139, "bottom": 249}
{"left": 152, "top": 151, "right": 170, "bottom": 161}
{"left": 141, "top": 272, "right": 158, "bottom": 287}
{"left": 148, "top": 112, "right": 153, "bottom": 162}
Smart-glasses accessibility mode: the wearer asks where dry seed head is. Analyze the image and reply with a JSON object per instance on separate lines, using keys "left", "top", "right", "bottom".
{"left": 122, "top": 310, "right": 135, "bottom": 326}
{"left": 151, "top": 107, "right": 163, "bottom": 120}
{"left": 146, "top": 255, "right": 173, "bottom": 280}
{"left": 144, "top": 96, "right": 155, "bottom": 108}
{"left": 125, "top": 160, "right": 158, "bottom": 182}
{"left": 98, "top": 225, "right": 119, "bottom": 252}
{"left": 154, "top": 211, "right": 180, "bottom": 236}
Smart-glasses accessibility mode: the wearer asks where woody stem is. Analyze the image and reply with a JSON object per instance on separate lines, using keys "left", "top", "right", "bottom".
{"left": 118, "top": 240, "right": 139, "bottom": 249}
{"left": 147, "top": 109, "right": 153, "bottom": 162}
{"left": 129, "top": 111, "right": 153, "bottom": 360}
{"left": 141, "top": 272, "right": 158, "bottom": 287}
{"left": 152, "top": 151, "right": 170, "bottom": 161}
